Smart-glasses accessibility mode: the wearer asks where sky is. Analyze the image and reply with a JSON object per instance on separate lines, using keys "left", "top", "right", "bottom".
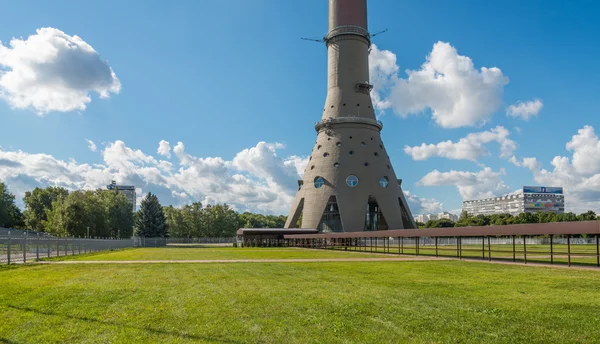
{"left": 1, "top": 0, "right": 600, "bottom": 216}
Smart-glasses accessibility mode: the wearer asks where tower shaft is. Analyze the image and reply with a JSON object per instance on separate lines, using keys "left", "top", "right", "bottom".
{"left": 324, "top": 0, "right": 375, "bottom": 121}
{"left": 285, "top": 0, "right": 416, "bottom": 232}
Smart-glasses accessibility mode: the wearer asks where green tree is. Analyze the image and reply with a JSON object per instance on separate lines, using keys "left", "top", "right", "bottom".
{"left": 44, "top": 190, "right": 109, "bottom": 237}
{"left": 513, "top": 212, "right": 537, "bottom": 224}
{"left": 0, "top": 182, "right": 25, "bottom": 228}
{"left": 165, "top": 205, "right": 192, "bottom": 238}
{"left": 204, "top": 204, "right": 239, "bottom": 237}
{"left": 98, "top": 190, "right": 134, "bottom": 238}
{"left": 23, "top": 186, "right": 69, "bottom": 232}
{"left": 577, "top": 210, "right": 597, "bottom": 221}
{"left": 135, "top": 192, "right": 168, "bottom": 237}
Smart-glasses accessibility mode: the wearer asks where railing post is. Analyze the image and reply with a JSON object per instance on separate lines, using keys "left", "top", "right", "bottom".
{"left": 596, "top": 234, "right": 599, "bottom": 267}
{"left": 567, "top": 235, "right": 571, "bottom": 267}
{"left": 36, "top": 233, "right": 40, "bottom": 261}
{"left": 456, "top": 236, "right": 459, "bottom": 258}
{"left": 512, "top": 235, "right": 516, "bottom": 262}
{"left": 550, "top": 234, "right": 554, "bottom": 264}
{"left": 47, "top": 238, "right": 51, "bottom": 258}
{"left": 416, "top": 237, "right": 419, "bottom": 256}
{"left": 523, "top": 235, "right": 527, "bottom": 264}
{"left": 401, "top": 236, "right": 404, "bottom": 254}
{"left": 72, "top": 236, "right": 75, "bottom": 255}
{"left": 7, "top": 231, "right": 11, "bottom": 264}
{"left": 435, "top": 236, "right": 438, "bottom": 257}
{"left": 482, "top": 236, "right": 485, "bottom": 260}
{"left": 23, "top": 234, "right": 27, "bottom": 263}
{"left": 458, "top": 237, "right": 462, "bottom": 259}
{"left": 489, "top": 236, "right": 492, "bottom": 261}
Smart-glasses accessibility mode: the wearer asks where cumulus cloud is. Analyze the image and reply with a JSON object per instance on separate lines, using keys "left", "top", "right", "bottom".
{"left": 86, "top": 139, "right": 97, "bottom": 152}
{"left": 506, "top": 99, "right": 543, "bottom": 120}
{"left": 157, "top": 140, "right": 171, "bottom": 158}
{"left": 512, "top": 125, "right": 600, "bottom": 213}
{"left": 417, "top": 167, "right": 510, "bottom": 201}
{"left": 404, "top": 126, "right": 516, "bottom": 161}
{"left": 0, "top": 27, "right": 120, "bottom": 114}
{"left": 369, "top": 42, "right": 508, "bottom": 128}
{"left": 403, "top": 190, "right": 444, "bottom": 215}
{"left": 0, "top": 140, "right": 309, "bottom": 215}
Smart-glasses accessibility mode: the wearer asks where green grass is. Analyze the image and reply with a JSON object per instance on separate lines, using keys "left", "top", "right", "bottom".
{"left": 1, "top": 257, "right": 600, "bottom": 343}
{"left": 43, "top": 247, "right": 398, "bottom": 261}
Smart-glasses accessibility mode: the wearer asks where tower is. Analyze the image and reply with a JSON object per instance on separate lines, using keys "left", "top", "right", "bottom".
{"left": 284, "top": 0, "right": 416, "bottom": 232}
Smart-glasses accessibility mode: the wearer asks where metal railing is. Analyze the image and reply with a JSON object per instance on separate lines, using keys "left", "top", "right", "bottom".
{"left": 0, "top": 231, "right": 134, "bottom": 264}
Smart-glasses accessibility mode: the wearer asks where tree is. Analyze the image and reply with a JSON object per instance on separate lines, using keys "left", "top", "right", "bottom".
{"left": 135, "top": 192, "right": 168, "bottom": 237}
{"left": 577, "top": 210, "right": 597, "bottom": 221}
{"left": 23, "top": 186, "right": 69, "bottom": 232}
{"left": 0, "top": 182, "right": 25, "bottom": 228}
{"left": 98, "top": 190, "right": 134, "bottom": 238}
{"left": 44, "top": 190, "right": 109, "bottom": 237}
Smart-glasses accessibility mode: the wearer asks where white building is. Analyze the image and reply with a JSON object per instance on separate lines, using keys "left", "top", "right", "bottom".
{"left": 437, "top": 212, "right": 459, "bottom": 222}
{"left": 414, "top": 212, "right": 458, "bottom": 223}
{"left": 462, "top": 186, "right": 564, "bottom": 216}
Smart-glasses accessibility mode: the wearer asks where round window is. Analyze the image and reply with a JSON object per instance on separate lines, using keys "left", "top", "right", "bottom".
{"left": 333, "top": 162, "right": 339, "bottom": 167}
{"left": 360, "top": 142, "right": 366, "bottom": 147}
{"left": 379, "top": 176, "right": 389, "bottom": 188}
{"left": 336, "top": 142, "right": 341, "bottom": 147}
{"left": 314, "top": 177, "right": 325, "bottom": 188}
{"left": 323, "top": 152, "right": 329, "bottom": 157}
{"left": 349, "top": 150, "right": 354, "bottom": 155}
{"left": 346, "top": 175, "right": 359, "bottom": 187}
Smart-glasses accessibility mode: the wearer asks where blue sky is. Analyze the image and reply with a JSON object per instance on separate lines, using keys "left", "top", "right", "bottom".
{"left": 1, "top": 0, "right": 600, "bottom": 215}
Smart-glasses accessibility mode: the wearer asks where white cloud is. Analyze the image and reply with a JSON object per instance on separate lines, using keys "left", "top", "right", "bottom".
{"left": 403, "top": 190, "right": 444, "bottom": 215}
{"left": 0, "top": 140, "right": 310, "bottom": 215}
{"left": 86, "top": 139, "right": 97, "bottom": 152}
{"left": 404, "top": 126, "right": 516, "bottom": 161}
{"left": 513, "top": 125, "right": 600, "bottom": 213}
{"left": 0, "top": 27, "right": 120, "bottom": 114}
{"left": 157, "top": 140, "right": 171, "bottom": 158}
{"left": 370, "top": 42, "right": 509, "bottom": 128}
{"left": 417, "top": 167, "right": 510, "bottom": 200}
{"left": 506, "top": 99, "right": 543, "bottom": 120}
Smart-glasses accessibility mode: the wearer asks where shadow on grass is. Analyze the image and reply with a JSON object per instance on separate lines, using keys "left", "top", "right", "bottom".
{"left": 0, "top": 338, "right": 19, "bottom": 344}
{"left": 7, "top": 305, "right": 243, "bottom": 344}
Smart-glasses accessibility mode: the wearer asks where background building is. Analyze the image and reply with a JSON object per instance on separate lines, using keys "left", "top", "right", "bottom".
{"left": 107, "top": 181, "right": 136, "bottom": 212}
{"left": 462, "top": 186, "right": 564, "bottom": 216}
{"left": 414, "top": 212, "right": 458, "bottom": 223}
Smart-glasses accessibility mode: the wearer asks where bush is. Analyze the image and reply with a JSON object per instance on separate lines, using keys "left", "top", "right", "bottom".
{"left": 233, "top": 242, "right": 237, "bottom": 248}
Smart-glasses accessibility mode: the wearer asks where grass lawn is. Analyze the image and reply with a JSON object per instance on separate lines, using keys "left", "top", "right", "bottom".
{"left": 2, "top": 252, "right": 600, "bottom": 343}
{"left": 43, "top": 247, "right": 399, "bottom": 261}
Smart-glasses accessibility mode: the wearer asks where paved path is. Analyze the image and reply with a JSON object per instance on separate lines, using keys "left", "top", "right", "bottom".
{"left": 33, "top": 256, "right": 600, "bottom": 271}
{"left": 36, "top": 257, "right": 450, "bottom": 264}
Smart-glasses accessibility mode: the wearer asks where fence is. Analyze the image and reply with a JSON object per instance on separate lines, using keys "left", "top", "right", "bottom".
{"left": 0, "top": 232, "right": 135, "bottom": 264}
{"left": 284, "top": 221, "right": 600, "bottom": 268}
{"left": 167, "top": 237, "right": 236, "bottom": 244}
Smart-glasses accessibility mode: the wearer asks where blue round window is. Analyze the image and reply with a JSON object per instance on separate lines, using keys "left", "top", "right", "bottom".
{"left": 346, "top": 175, "right": 359, "bottom": 187}
{"left": 379, "top": 176, "right": 389, "bottom": 188}
{"left": 314, "top": 177, "right": 325, "bottom": 188}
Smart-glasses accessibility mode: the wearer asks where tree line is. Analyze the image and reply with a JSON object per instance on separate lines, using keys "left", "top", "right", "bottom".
{"left": 0, "top": 183, "right": 286, "bottom": 238}
{"left": 0, "top": 182, "right": 134, "bottom": 238}
{"left": 417, "top": 210, "right": 600, "bottom": 228}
